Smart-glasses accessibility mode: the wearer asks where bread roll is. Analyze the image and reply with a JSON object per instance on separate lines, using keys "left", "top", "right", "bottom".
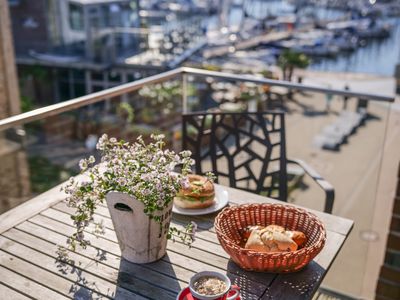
{"left": 244, "top": 226, "right": 301, "bottom": 253}
{"left": 265, "top": 225, "right": 285, "bottom": 233}
{"left": 245, "top": 229, "right": 269, "bottom": 252}
{"left": 241, "top": 225, "right": 264, "bottom": 240}
{"left": 286, "top": 231, "right": 307, "bottom": 247}
{"left": 260, "top": 230, "right": 298, "bottom": 252}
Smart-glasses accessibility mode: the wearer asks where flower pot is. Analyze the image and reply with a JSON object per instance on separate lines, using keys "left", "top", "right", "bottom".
{"left": 106, "top": 191, "right": 173, "bottom": 264}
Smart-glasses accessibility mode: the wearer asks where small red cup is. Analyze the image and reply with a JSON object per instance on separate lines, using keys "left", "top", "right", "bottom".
{"left": 189, "top": 271, "right": 240, "bottom": 300}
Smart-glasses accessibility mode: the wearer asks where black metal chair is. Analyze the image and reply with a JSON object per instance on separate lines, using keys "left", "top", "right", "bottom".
{"left": 182, "top": 111, "right": 334, "bottom": 213}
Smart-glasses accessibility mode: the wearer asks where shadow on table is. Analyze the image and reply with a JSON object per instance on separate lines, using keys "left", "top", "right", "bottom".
{"left": 114, "top": 256, "right": 182, "bottom": 299}
{"left": 262, "top": 260, "right": 325, "bottom": 299}
{"left": 55, "top": 249, "right": 110, "bottom": 299}
{"left": 56, "top": 253, "right": 183, "bottom": 299}
{"left": 225, "top": 260, "right": 274, "bottom": 299}
{"left": 223, "top": 259, "right": 326, "bottom": 299}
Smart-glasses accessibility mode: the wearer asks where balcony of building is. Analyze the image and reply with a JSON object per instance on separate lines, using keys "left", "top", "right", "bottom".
{"left": 0, "top": 67, "right": 398, "bottom": 299}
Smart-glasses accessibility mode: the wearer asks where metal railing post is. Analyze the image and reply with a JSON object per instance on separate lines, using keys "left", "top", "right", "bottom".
{"left": 182, "top": 73, "right": 188, "bottom": 113}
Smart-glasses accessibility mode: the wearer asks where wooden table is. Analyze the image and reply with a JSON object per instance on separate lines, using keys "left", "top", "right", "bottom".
{"left": 0, "top": 183, "right": 353, "bottom": 300}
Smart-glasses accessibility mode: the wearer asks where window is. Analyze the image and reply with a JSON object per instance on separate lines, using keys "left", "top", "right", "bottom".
{"left": 69, "top": 3, "right": 84, "bottom": 31}
{"left": 101, "top": 5, "right": 110, "bottom": 27}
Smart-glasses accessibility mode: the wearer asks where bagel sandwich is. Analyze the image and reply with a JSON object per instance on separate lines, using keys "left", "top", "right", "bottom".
{"left": 174, "top": 174, "right": 215, "bottom": 209}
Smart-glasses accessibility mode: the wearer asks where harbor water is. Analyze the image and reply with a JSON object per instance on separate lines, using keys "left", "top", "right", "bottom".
{"left": 309, "top": 18, "right": 400, "bottom": 76}
{"left": 229, "top": 0, "right": 400, "bottom": 76}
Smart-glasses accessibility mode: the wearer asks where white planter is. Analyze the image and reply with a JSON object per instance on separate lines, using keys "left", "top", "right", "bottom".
{"left": 106, "top": 191, "right": 173, "bottom": 264}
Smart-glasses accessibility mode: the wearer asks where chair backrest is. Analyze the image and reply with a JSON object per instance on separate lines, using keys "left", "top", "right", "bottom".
{"left": 182, "top": 111, "right": 288, "bottom": 201}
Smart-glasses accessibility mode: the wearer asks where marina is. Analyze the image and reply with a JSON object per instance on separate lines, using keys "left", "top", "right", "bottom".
{"left": 201, "top": 0, "right": 400, "bottom": 76}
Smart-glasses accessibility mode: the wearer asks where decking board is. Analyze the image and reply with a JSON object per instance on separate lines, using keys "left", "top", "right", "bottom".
{"left": 9, "top": 224, "right": 180, "bottom": 300}
{"left": 0, "top": 255, "right": 71, "bottom": 300}
{"left": 44, "top": 201, "right": 346, "bottom": 299}
{"left": 50, "top": 201, "right": 346, "bottom": 270}
{"left": 44, "top": 204, "right": 274, "bottom": 285}
{"left": 0, "top": 236, "right": 140, "bottom": 299}
{"left": 5, "top": 226, "right": 186, "bottom": 292}
{"left": 71, "top": 187, "right": 353, "bottom": 236}
{"left": 41, "top": 197, "right": 344, "bottom": 298}
{"left": 0, "top": 283, "right": 31, "bottom": 300}
{"left": 54, "top": 201, "right": 220, "bottom": 246}
{"left": 31, "top": 207, "right": 269, "bottom": 298}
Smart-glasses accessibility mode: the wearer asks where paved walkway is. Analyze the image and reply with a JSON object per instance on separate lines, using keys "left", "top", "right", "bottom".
{"left": 285, "top": 70, "right": 399, "bottom": 299}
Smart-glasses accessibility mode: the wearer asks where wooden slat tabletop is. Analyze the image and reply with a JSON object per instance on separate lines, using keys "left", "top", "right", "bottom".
{"left": 0, "top": 184, "right": 353, "bottom": 300}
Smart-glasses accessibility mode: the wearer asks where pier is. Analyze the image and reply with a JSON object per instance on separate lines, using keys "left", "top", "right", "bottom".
{"left": 204, "top": 31, "right": 291, "bottom": 58}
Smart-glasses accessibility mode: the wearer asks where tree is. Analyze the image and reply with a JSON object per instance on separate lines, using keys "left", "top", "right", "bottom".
{"left": 278, "top": 50, "right": 310, "bottom": 82}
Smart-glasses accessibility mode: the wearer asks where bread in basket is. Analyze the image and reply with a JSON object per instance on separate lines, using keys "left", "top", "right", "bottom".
{"left": 214, "top": 203, "right": 326, "bottom": 272}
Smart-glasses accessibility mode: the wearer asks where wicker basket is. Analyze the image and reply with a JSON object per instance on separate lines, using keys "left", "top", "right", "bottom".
{"left": 214, "top": 203, "right": 326, "bottom": 273}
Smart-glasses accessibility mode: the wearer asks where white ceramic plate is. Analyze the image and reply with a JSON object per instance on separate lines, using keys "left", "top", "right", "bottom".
{"left": 172, "top": 185, "right": 229, "bottom": 216}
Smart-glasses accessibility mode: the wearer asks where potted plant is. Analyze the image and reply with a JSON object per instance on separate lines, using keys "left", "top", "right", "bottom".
{"left": 60, "top": 133, "right": 197, "bottom": 263}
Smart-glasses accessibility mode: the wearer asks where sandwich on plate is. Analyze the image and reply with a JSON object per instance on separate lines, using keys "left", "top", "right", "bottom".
{"left": 174, "top": 174, "right": 215, "bottom": 209}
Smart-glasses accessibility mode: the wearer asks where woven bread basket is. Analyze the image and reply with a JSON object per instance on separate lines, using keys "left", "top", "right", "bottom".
{"left": 214, "top": 203, "right": 326, "bottom": 272}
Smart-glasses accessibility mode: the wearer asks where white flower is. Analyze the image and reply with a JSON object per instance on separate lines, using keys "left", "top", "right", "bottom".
{"left": 180, "top": 177, "right": 190, "bottom": 190}
{"left": 118, "top": 178, "right": 127, "bottom": 186}
{"left": 156, "top": 181, "right": 162, "bottom": 192}
{"left": 179, "top": 150, "right": 192, "bottom": 158}
{"left": 79, "top": 159, "right": 88, "bottom": 170}
{"left": 96, "top": 134, "right": 108, "bottom": 150}
{"left": 61, "top": 132, "right": 199, "bottom": 256}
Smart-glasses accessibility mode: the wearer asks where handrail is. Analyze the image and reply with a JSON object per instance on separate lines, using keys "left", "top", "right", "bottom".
{"left": 0, "top": 67, "right": 395, "bottom": 131}
{"left": 0, "top": 68, "right": 183, "bottom": 131}
{"left": 181, "top": 67, "right": 395, "bottom": 102}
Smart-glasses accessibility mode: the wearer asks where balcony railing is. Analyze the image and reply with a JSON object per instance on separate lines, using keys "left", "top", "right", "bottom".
{"left": 0, "top": 67, "right": 393, "bottom": 131}
{"left": 0, "top": 67, "right": 395, "bottom": 299}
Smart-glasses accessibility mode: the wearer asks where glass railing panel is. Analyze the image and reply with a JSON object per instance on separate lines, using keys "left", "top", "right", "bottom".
{"left": 0, "top": 78, "right": 183, "bottom": 215}
{"left": 184, "top": 73, "right": 392, "bottom": 297}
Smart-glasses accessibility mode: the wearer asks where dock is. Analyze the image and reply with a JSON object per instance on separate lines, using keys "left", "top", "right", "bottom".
{"left": 204, "top": 31, "right": 291, "bottom": 58}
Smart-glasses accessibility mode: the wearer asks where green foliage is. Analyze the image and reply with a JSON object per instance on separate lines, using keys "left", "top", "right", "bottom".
{"left": 278, "top": 49, "right": 310, "bottom": 69}
{"left": 202, "top": 64, "right": 222, "bottom": 72}
{"left": 20, "top": 65, "right": 49, "bottom": 81}
{"left": 117, "top": 102, "right": 135, "bottom": 123}
{"left": 278, "top": 50, "right": 310, "bottom": 81}
{"left": 20, "top": 95, "right": 34, "bottom": 113}
{"left": 260, "top": 69, "right": 274, "bottom": 79}
{"left": 28, "top": 156, "right": 76, "bottom": 193}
